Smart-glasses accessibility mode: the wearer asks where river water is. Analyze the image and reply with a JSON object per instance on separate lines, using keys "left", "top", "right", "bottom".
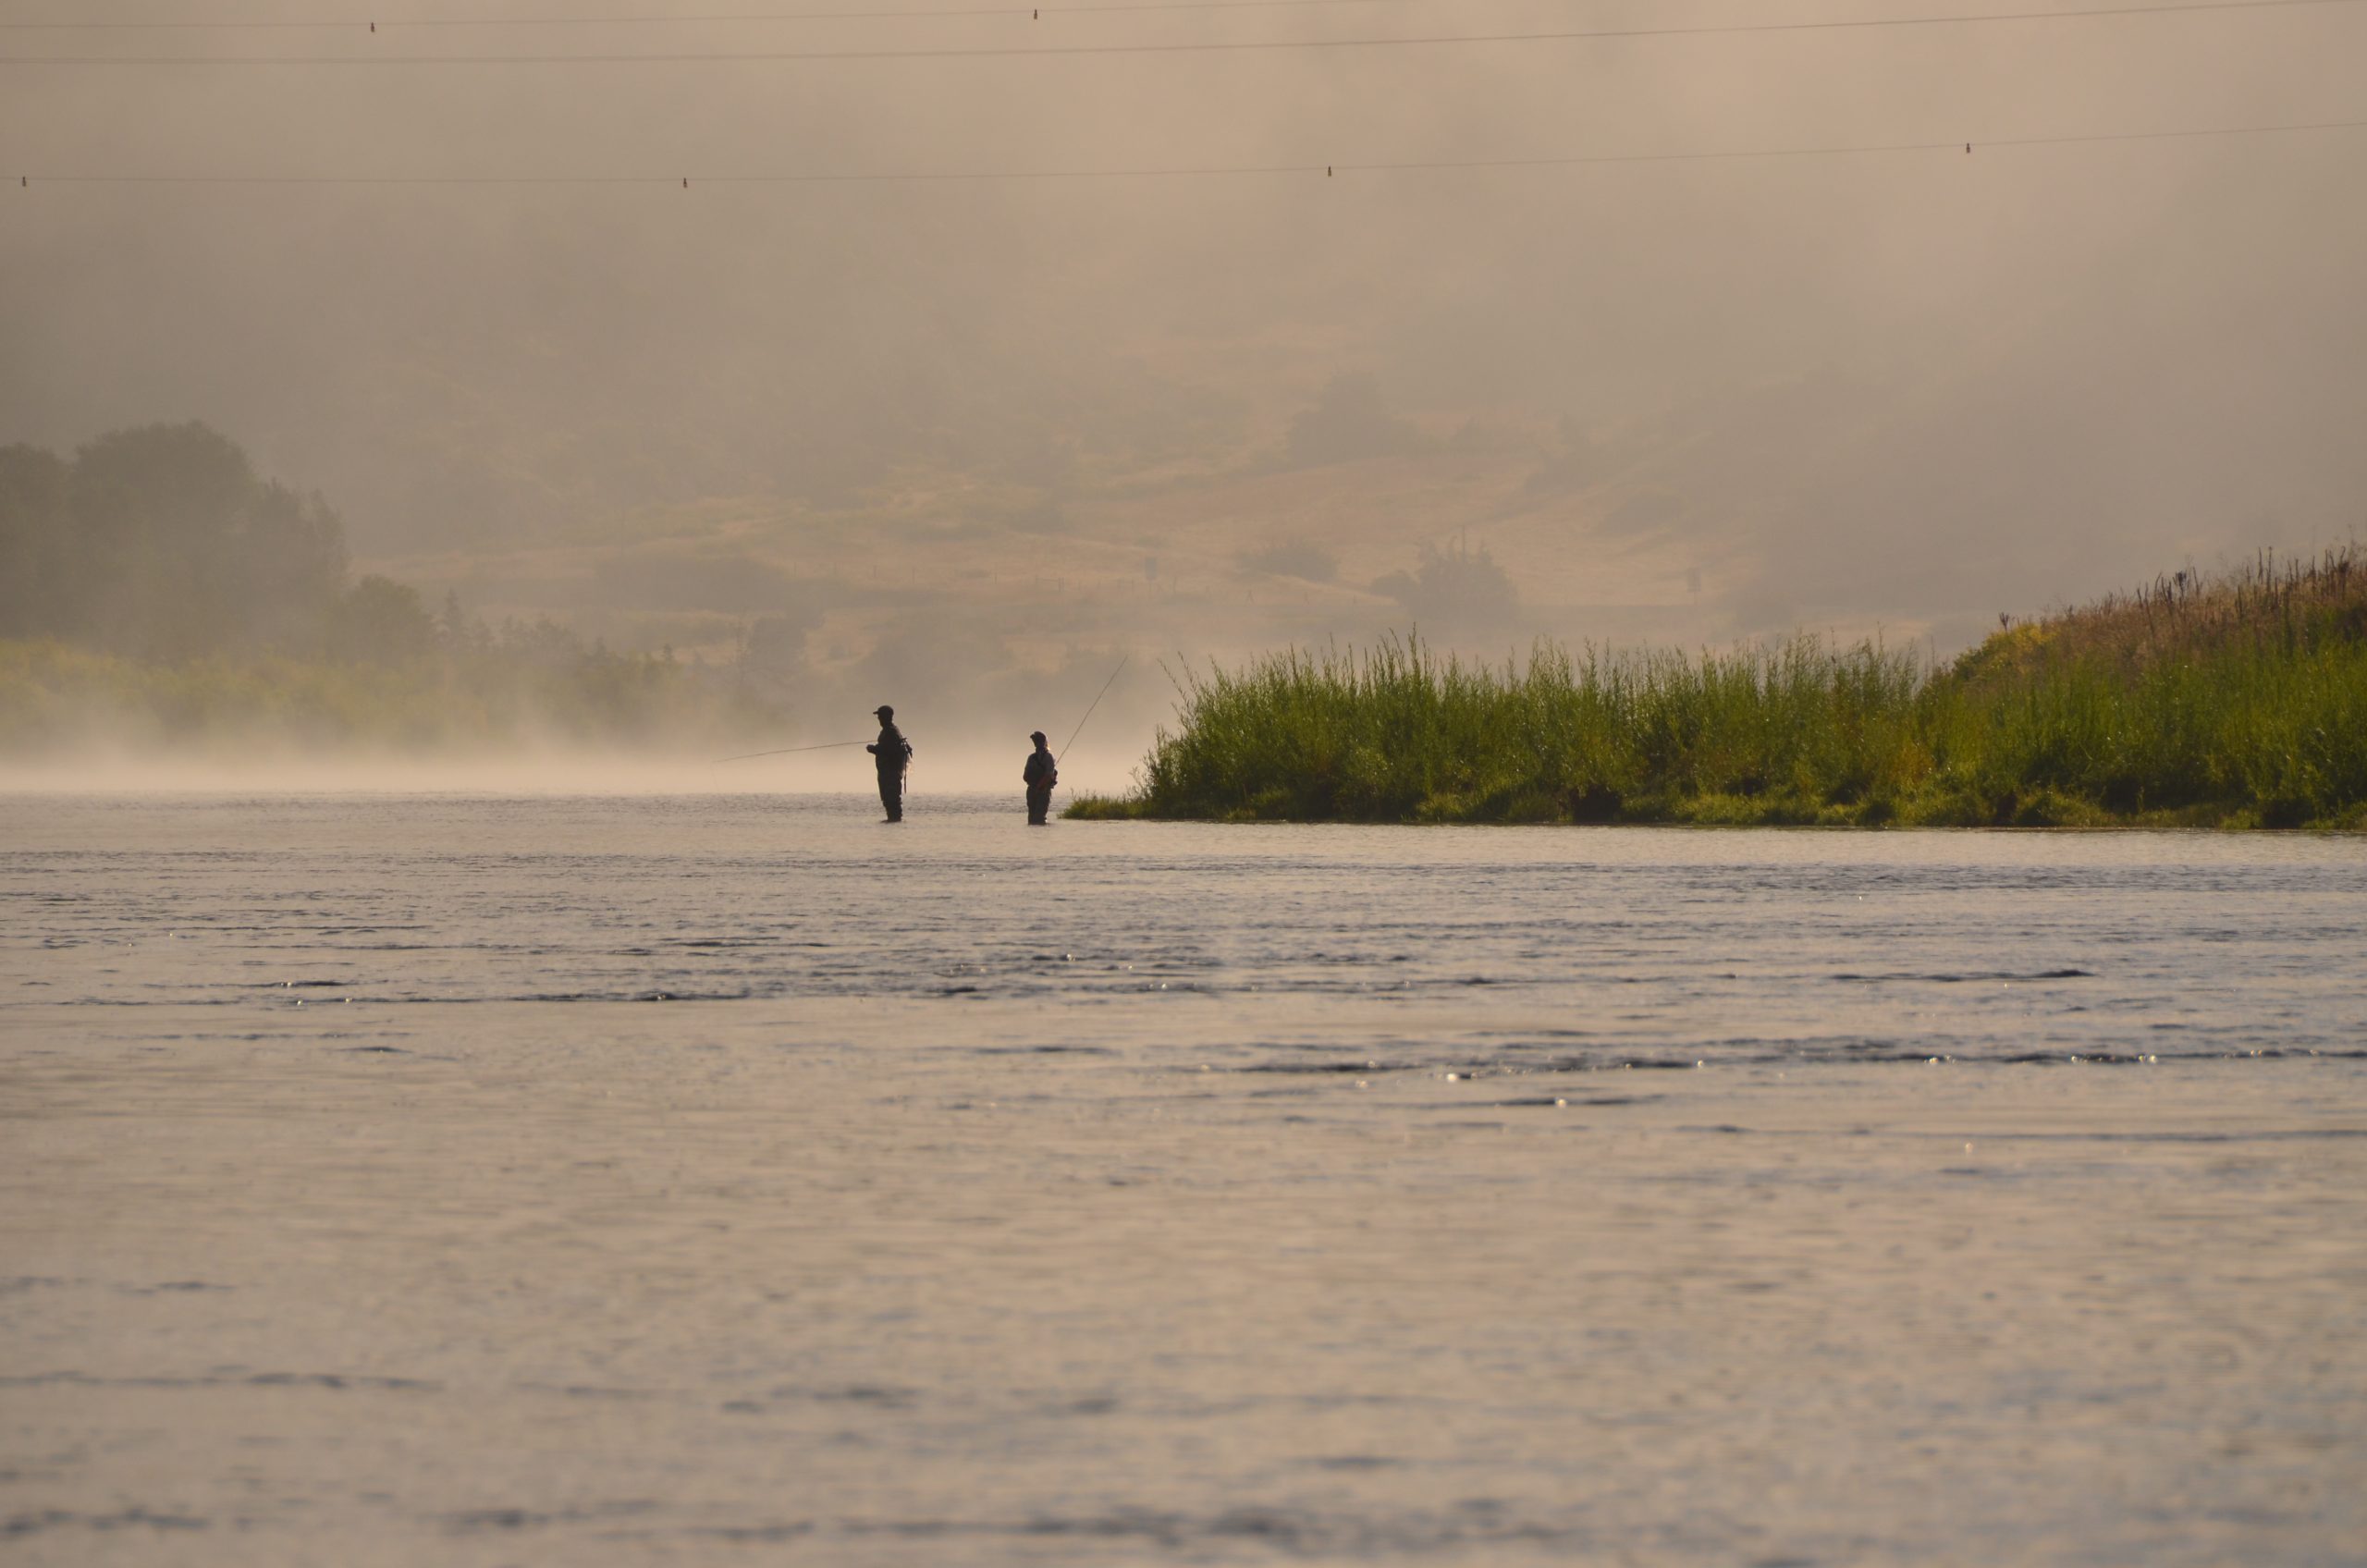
{"left": 3, "top": 793, "right": 2363, "bottom": 1564}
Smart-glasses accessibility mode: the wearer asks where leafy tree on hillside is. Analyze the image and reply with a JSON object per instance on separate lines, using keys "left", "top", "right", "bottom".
{"left": 0, "top": 445, "right": 74, "bottom": 642}
{"left": 0, "top": 423, "right": 346, "bottom": 658}
{"left": 1372, "top": 538, "right": 1518, "bottom": 630}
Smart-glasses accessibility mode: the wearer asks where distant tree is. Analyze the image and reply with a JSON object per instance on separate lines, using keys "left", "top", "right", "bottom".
{"left": 496, "top": 614, "right": 586, "bottom": 671}
{"left": 734, "top": 609, "right": 818, "bottom": 708}
{"left": 328, "top": 576, "right": 437, "bottom": 666}
{"left": 80, "top": 423, "right": 347, "bottom": 655}
{"left": 1372, "top": 538, "right": 1518, "bottom": 628}
{"left": 0, "top": 445, "right": 74, "bottom": 640}
{"left": 0, "top": 423, "right": 347, "bottom": 658}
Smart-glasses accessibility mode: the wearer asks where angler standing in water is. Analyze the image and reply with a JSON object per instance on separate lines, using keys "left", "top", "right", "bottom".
{"left": 1023, "top": 729, "right": 1058, "bottom": 825}
{"left": 866, "top": 704, "right": 911, "bottom": 822}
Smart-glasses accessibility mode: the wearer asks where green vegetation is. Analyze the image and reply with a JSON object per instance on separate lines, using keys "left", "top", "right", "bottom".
{"left": 2, "top": 423, "right": 351, "bottom": 662}
{"left": 0, "top": 423, "right": 782, "bottom": 755}
{"left": 0, "top": 633, "right": 774, "bottom": 759}
{"left": 1071, "top": 547, "right": 2367, "bottom": 829}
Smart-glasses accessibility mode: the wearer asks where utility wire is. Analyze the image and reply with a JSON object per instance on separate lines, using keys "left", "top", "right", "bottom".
{"left": 4, "top": 0, "right": 2359, "bottom": 63}
{"left": 0, "top": 0, "right": 1945, "bottom": 30}
{"left": 15, "top": 116, "right": 2367, "bottom": 185}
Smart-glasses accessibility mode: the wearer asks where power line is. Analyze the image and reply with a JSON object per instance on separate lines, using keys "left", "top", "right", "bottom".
{"left": 0, "top": 0, "right": 1844, "bottom": 31}
{"left": 0, "top": 0, "right": 1637, "bottom": 29}
{"left": 4, "top": 0, "right": 2359, "bottom": 62}
{"left": 15, "top": 115, "right": 2365, "bottom": 185}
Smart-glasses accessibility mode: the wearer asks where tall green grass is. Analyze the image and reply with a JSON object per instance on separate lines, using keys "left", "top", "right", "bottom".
{"left": 1073, "top": 547, "right": 2367, "bottom": 829}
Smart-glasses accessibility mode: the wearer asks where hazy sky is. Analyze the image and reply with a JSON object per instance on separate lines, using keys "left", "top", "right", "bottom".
{"left": 5, "top": 0, "right": 2363, "bottom": 660}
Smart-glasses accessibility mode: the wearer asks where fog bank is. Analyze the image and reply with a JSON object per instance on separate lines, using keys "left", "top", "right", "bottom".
{"left": 5, "top": 0, "right": 2362, "bottom": 730}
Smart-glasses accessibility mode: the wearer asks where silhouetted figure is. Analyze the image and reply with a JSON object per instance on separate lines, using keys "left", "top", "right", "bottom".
{"left": 866, "top": 704, "right": 911, "bottom": 821}
{"left": 1024, "top": 730, "right": 1058, "bottom": 824}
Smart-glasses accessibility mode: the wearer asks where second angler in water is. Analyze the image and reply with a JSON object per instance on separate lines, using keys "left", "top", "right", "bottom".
{"left": 1024, "top": 730, "right": 1058, "bottom": 825}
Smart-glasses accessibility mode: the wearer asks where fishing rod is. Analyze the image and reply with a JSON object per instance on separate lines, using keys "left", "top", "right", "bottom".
{"left": 1058, "top": 655, "right": 1128, "bottom": 765}
{"left": 712, "top": 738, "right": 869, "bottom": 764}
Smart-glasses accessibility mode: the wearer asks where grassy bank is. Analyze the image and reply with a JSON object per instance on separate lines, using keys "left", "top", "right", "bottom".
{"left": 1070, "top": 547, "right": 2367, "bottom": 828}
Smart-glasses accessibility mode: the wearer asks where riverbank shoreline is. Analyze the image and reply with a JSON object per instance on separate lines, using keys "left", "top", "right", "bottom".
{"left": 1067, "top": 796, "right": 2367, "bottom": 830}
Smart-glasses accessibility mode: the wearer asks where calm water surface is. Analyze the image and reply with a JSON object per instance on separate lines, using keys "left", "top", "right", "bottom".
{"left": 3, "top": 794, "right": 2363, "bottom": 1564}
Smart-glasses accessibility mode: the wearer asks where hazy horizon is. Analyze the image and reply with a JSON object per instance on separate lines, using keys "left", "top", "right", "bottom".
{"left": 6, "top": 0, "right": 2364, "bottom": 768}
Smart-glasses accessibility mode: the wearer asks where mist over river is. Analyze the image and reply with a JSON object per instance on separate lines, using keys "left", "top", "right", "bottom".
{"left": 4, "top": 793, "right": 2363, "bottom": 1564}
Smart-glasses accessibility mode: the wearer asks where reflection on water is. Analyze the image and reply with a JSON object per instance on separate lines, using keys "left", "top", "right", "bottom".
{"left": 3, "top": 794, "right": 2362, "bottom": 1563}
